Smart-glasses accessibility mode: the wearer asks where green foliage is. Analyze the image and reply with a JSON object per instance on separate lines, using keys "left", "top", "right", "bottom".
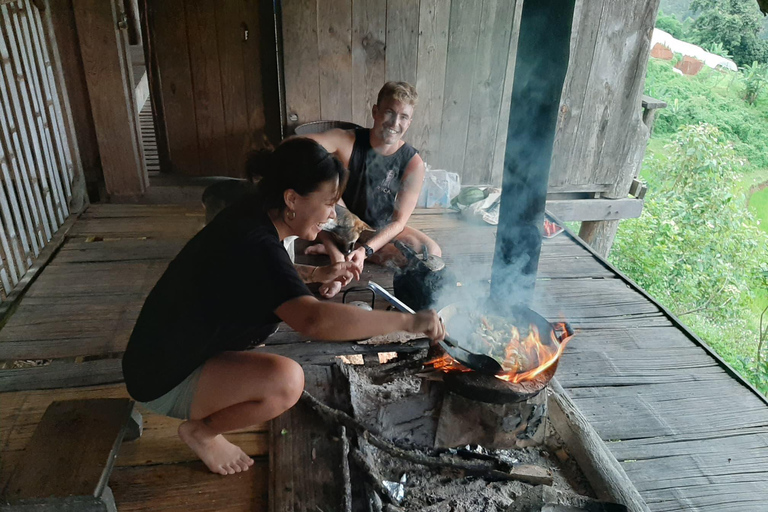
{"left": 741, "top": 60, "right": 768, "bottom": 104}
{"left": 689, "top": 0, "right": 768, "bottom": 66}
{"left": 611, "top": 124, "right": 768, "bottom": 383}
{"left": 659, "top": 0, "right": 696, "bottom": 21}
{"left": 705, "top": 41, "right": 733, "bottom": 60}
{"left": 644, "top": 59, "right": 768, "bottom": 168}
{"left": 656, "top": 9, "right": 688, "bottom": 39}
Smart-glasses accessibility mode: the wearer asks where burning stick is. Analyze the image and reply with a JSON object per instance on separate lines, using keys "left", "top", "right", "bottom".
{"left": 301, "top": 391, "right": 554, "bottom": 486}
{"left": 340, "top": 426, "right": 352, "bottom": 512}
{"left": 350, "top": 448, "right": 401, "bottom": 507}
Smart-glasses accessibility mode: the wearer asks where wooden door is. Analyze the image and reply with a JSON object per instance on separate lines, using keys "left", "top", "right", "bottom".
{"left": 146, "top": 0, "right": 270, "bottom": 177}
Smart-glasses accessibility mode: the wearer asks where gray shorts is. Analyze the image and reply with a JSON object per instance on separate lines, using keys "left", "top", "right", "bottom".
{"left": 138, "top": 365, "right": 204, "bottom": 420}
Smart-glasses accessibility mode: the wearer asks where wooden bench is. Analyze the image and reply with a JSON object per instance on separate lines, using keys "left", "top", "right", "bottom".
{"left": 1, "top": 398, "right": 142, "bottom": 511}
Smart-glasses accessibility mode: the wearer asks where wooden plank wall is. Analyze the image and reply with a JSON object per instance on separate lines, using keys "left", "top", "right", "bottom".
{"left": 282, "top": 0, "right": 660, "bottom": 192}
{"left": 282, "top": 0, "right": 523, "bottom": 185}
{"left": 146, "top": 0, "right": 269, "bottom": 178}
{"left": 0, "top": 0, "right": 80, "bottom": 299}
{"left": 548, "top": 0, "right": 660, "bottom": 198}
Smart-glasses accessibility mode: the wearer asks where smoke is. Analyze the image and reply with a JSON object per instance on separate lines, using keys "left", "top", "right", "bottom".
{"left": 428, "top": 0, "right": 575, "bottom": 330}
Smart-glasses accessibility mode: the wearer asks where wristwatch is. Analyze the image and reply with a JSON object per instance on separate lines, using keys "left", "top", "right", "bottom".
{"left": 361, "top": 243, "right": 374, "bottom": 258}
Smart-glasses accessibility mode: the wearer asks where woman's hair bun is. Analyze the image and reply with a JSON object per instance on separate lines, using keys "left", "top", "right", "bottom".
{"left": 244, "top": 149, "right": 275, "bottom": 183}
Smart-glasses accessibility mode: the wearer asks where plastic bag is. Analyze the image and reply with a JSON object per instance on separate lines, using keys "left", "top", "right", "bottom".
{"left": 417, "top": 168, "right": 461, "bottom": 208}
{"left": 453, "top": 186, "right": 501, "bottom": 225}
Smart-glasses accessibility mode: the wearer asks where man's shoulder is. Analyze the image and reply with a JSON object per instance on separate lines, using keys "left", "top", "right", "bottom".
{"left": 328, "top": 128, "right": 358, "bottom": 143}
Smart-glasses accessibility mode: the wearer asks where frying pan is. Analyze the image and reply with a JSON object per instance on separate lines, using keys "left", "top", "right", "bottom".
{"left": 366, "top": 282, "right": 503, "bottom": 375}
{"left": 438, "top": 301, "right": 574, "bottom": 374}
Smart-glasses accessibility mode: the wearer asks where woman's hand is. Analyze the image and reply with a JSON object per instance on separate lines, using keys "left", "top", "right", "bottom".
{"left": 314, "top": 261, "right": 362, "bottom": 299}
{"left": 313, "top": 261, "right": 361, "bottom": 285}
{"left": 408, "top": 310, "right": 446, "bottom": 342}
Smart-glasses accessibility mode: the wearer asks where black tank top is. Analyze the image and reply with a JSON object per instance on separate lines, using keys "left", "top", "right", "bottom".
{"left": 342, "top": 129, "right": 418, "bottom": 228}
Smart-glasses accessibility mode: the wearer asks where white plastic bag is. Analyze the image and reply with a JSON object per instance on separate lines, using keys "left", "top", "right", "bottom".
{"left": 417, "top": 168, "right": 461, "bottom": 208}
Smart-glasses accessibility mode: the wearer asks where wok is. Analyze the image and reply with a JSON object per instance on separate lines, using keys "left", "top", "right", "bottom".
{"left": 437, "top": 301, "right": 574, "bottom": 375}
{"left": 366, "top": 282, "right": 503, "bottom": 374}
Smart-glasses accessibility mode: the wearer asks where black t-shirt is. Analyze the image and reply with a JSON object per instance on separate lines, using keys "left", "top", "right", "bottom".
{"left": 342, "top": 129, "right": 418, "bottom": 228}
{"left": 122, "top": 199, "right": 311, "bottom": 402}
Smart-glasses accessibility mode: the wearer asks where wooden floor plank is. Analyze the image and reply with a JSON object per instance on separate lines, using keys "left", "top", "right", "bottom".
{"left": 54, "top": 238, "right": 187, "bottom": 264}
{"left": 3, "top": 206, "right": 768, "bottom": 510}
{"left": 111, "top": 459, "right": 269, "bottom": 512}
{"left": 0, "top": 301, "right": 141, "bottom": 359}
{"left": 269, "top": 365, "right": 348, "bottom": 512}
{"left": 0, "top": 359, "right": 124, "bottom": 392}
{"left": 568, "top": 381, "right": 768, "bottom": 441}
{"left": 22, "top": 261, "right": 168, "bottom": 298}
{"left": 608, "top": 428, "right": 768, "bottom": 460}
{"left": 640, "top": 482, "right": 768, "bottom": 512}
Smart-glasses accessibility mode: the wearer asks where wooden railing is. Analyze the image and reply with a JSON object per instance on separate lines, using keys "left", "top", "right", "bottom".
{"left": 0, "top": 0, "right": 78, "bottom": 299}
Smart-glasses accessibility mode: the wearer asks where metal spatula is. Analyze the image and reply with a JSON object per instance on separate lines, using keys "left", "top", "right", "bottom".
{"left": 366, "top": 282, "right": 503, "bottom": 375}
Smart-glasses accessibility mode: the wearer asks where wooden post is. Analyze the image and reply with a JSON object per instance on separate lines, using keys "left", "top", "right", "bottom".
{"left": 39, "top": 0, "right": 88, "bottom": 213}
{"left": 491, "top": 0, "right": 576, "bottom": 305}
{"left": 72, "top": 0, "right": 146, "bottom": 200}
{"left": 46, "top": 0, "right": 103, "bottom": 202}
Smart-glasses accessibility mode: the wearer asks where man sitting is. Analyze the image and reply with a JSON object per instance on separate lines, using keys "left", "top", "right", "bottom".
{"left": 302, "top": 81, "right": 441, "bottom": 297}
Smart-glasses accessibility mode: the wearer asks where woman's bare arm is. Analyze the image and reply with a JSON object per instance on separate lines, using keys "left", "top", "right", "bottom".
{"left": 275, "top": 295, "right": 444, "bottom": 342}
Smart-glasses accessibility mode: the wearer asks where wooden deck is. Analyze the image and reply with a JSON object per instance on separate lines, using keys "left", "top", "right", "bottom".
{"left": 1, "top": 204, "right": 768, "bottom": 511}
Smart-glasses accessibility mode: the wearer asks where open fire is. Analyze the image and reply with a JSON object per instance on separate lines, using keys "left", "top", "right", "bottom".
{"left": 426, "top": 317, "right": 573, "bottom": 384}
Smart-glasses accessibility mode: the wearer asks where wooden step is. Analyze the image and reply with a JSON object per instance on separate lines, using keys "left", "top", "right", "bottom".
{"left": 1, "top": 398, "right": 142, "bottom": 511}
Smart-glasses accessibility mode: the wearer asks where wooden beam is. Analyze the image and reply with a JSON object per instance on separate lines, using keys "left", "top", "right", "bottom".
{"left": 72, "top": 0, "right": 146, "bottom": 200}
{"left": 578, "top": 219, "right": 620, "bottom": 259}
{"left": 40, "top": 0, "right": 88, "bottom": 212}
{"left": 45, "top": 0, "right": 102, "bottom": 201}
{"left": 546, "top": 198, "right": 643, "bottom": 222}
{"left": 641, "top": 94, "right": 666, "bottom": 110}
{"left": 491, "top": 0, "right": 576, "bottom": 305}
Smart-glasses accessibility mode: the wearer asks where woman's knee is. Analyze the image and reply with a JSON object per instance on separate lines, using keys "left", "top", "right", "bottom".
{"left": 267, "top": 356, "right": 305, "bottom": 411}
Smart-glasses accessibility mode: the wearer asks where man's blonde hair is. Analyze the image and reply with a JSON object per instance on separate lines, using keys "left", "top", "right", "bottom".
{"left": 377, "top": 81, "right": 418, "bottom": 107}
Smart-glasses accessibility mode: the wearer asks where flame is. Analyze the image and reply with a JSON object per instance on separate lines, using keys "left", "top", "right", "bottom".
{"left": 426, "top": 320, "right": 573, "bottom": 384}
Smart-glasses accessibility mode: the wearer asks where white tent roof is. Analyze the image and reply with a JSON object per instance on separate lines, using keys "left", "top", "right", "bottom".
{"left": 651, "top": 28, "right": 738, "bottom": 72}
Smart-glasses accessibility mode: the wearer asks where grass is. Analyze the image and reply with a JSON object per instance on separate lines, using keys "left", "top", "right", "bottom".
{"left": 749, "top": 186, "right": 768, "bottom": 232}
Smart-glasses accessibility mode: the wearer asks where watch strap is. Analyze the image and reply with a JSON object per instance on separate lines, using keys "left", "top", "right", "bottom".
{"left": 361, "top": 243, "right": 374, "bottom": 257}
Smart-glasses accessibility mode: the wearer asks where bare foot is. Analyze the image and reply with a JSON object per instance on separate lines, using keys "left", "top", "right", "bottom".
{"left": 320, "top": 280, "right": 343, "bottom": 299}
{"left": 304, "top": 244, "right": 328, "bottom": 255}
{"left": 178, "top": 420, "right": 254, "bottom": 475}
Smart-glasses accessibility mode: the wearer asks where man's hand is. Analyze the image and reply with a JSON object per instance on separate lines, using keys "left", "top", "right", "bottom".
{"left": 314, "top": 261, "right": 361, "bottom": 286}
{"left": 408, "top": 309, "right": 446, "bottom": 342}
{"left": 347, "top": 246, "right": 367, "bottom": 269}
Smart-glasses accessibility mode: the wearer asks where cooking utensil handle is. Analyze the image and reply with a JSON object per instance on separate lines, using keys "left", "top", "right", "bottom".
{"left": 555, "top": 322, "right": 575, "bottom": 343}
{"left": 368, "top": 281, "right": 464, "bottom": 348}
{"left": 367, "top": 282, "right": 415, "bottom": 314}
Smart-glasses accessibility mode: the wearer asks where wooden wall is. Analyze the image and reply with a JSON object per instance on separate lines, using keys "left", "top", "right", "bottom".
{"left": 281, "top": 0, "right": 659, "bottom": 194}
{"left": 549, "top": 0, "right": 660, "bottom": 199}
{"left": 282, "top": 0, "right": 523, "bottom": 186}
{"left": 146, "top": 0, "right": 272, "bottom": 177}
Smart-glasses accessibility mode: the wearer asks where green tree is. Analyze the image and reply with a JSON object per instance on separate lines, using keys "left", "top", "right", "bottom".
{"left": 690, "top": 0, "right": 768, "bottom": 66}
{"left": 656, "top": 9, "right": 687, "bottom": 39}
{"left": 741, "top": 60, "right": 768, "bottom": 104}
{"left": 612, "top": 124, "right": 767, "bottom": 327}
